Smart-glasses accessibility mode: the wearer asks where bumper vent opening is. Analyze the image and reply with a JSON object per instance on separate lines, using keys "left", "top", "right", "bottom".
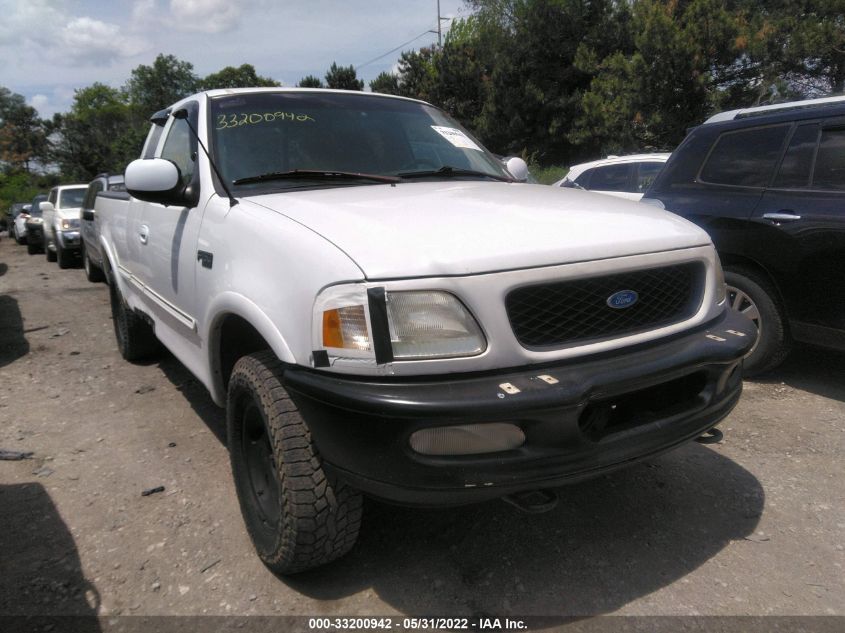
{"left": 506, "top": 263, "right": 703, "bottom": 348}
{"left": 578, "top": 371, "right": 708, "bottom": 442}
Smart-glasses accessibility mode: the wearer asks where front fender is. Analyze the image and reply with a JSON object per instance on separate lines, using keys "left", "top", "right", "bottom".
{"left": 204, "top": 292, "right": 297, "bottom": 406}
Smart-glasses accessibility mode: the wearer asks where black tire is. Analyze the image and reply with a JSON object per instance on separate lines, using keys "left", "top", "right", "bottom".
{"left": 108, "top": 277, "right": 159, "bottom": 361}
{"left": 725, "top": 267, "right": 791, "bottom": 376}
{"left": 82, "top": 245, "right": 105, "bottom": 282}
{"left": 46, "top": 243, "right": 57, "bottom": 262}
{"left": 227, "top": 351, "right": 362, "bottom": 574}
{"left": 57, "top": 243, "right": 73, "bottom": 269}
{"left": 26, "top": 240, "right": 39, "bottom": 255}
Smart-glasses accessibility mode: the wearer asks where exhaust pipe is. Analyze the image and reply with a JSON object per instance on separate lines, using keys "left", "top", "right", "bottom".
{"left": 502, "top": 489, "right": 559, "bottom": 514}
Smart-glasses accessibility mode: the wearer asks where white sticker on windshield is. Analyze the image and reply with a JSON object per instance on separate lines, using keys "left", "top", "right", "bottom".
{"left": 431, "top": 126, "right": 483, "bottom": 151}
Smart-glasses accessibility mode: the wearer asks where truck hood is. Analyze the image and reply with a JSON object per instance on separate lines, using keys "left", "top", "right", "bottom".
{"left": 247, "top": 182, "right": 711, "bottom": 279}
{"left": 56, "top": 207, "right": 82, "bottom": 220}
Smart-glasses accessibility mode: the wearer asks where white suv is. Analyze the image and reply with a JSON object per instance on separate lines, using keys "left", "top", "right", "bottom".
{"left": 42, "top": 184, "right": 88, "bottom": 268}
{"left": 554, "top": 153, "right": 670, "bottom": 201}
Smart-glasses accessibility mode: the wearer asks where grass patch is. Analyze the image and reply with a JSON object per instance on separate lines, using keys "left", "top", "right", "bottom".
{"left": 529, "top": 164, "right": 568, "bottom": 185}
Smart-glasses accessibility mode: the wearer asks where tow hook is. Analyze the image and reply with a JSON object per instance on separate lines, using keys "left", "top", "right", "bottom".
{"left": 695, "top": 427, "right": 724, "bottom": 444}
{"left": 502, "top": 489, "right": 559, "bottom": 514}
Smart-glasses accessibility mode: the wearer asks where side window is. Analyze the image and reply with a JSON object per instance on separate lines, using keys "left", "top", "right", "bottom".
{"left": 636, "top": 162, "right": 665, "bottom": 192}
{"left": 574, "top": 168, "right": 593, "bottom": 188}
{"left": 142, "top": 124, "right": 165, "bottom": 159}
{"left": 699, "top": 124, "right": 789, "bottom": 188}
{"left": 812, "top": 127, "right": 845, "bottom": 191}
{"left": 82, "top": 181, "right": 103, "bottom": 210}
{"left": 589, "top": 164, "right": 631, "bottom": 191}
{"left": 160, "top": 117, "right": 195, "bottom": 187}
{"left": 773, "top": 124, "right": 819, "bottom": 189}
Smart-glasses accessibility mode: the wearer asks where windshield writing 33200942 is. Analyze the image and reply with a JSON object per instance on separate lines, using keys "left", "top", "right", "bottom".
{"left": 216, "top": 112, "right": 315, "bottom": 129}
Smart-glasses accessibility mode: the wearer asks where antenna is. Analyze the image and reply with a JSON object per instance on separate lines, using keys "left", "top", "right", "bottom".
{"left": 172, "top": 108, "right": 238, "bottom": 207}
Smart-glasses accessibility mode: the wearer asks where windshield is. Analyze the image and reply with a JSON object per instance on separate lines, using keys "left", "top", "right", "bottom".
{"left": 209, "top": 92, "right": 510, "bottom": 192}
{"left": 30, "top": 195, "right": 47, "bottom": 216}
{"left": 58, "top": 187, "right": 87, "bottom": 209}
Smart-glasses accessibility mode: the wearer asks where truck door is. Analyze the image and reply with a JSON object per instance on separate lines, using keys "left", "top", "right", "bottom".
{"left": 751, "top": 120, "right": 845, "bottom": 339}
{"left": 133, "top": 104, "right": 204, "bottom": 332}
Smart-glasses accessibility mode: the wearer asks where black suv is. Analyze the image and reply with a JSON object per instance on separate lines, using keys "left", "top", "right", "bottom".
{"left": 645, "top": 97, "right": 845, "bottom": 375}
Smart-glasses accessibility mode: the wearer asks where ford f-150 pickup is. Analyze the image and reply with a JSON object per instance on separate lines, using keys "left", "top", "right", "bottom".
{"left": 94, "top": 88, "right": 755, "bottom": 574}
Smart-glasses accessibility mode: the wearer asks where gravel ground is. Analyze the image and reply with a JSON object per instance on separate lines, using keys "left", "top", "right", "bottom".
{"left": 0, "top": 235, "right": 843, "bottom": 623}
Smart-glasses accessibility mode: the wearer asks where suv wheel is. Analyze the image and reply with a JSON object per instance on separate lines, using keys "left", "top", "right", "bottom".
{"left": 227, "top": 351, "right": 362, "bottom": 574}
{"left": 82, "top": 245, "right": 105, "bottom": 283}
{"left": 46, "top": 243, "right": 57, "bottom": 263}
{"left": 108, "top": 277, "right": 159, "bottom": 361}
{"left": 26, "top": 240, "right": 39, "bottom": 255}
{"left": 725, "top": 268, "right": 791, "bottom": 376}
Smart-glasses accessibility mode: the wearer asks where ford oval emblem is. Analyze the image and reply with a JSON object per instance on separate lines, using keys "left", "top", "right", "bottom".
{"left": 607, "top": 290, "right": 638, "bottom": 309}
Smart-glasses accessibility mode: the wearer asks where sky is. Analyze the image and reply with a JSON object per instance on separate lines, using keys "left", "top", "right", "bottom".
{"left": 0, "top": 0, "right": 469, "bottom": 119}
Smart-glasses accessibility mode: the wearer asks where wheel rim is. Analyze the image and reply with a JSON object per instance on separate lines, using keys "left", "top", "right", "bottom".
{"left": 240, "top": 400, "right": 281, "bottom": 531}
{"left": 727, "top": 284, "right": 761, "bottom": 356}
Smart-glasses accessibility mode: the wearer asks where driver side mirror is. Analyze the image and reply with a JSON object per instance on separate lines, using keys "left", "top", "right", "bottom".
{"left": 505, "top": 157, "right": 530, "bottom": 182}
{"left": 125, "top": 158, "right": 186, "bottom": 206}
{"left": 40, "top": 201, "right": 55, "bottom": 214}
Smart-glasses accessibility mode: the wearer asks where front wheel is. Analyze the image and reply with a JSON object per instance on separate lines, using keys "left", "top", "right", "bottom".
{"left": 57, "top": 243, "right": 73, "bottom": 269}
{"left": 46, "top": 243, "right": 57, "bottom": 262}
{"left": 26, "top": 240, "right": 39, "bottom": 255}
{"left": 227, "top": 351, "right": 362, "bottom": 574}
{"left": 725, "top": 268, "right": 791, "bottom": 376}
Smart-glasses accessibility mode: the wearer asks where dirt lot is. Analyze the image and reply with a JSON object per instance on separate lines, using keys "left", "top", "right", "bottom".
{"left": 0, "top": 235, "right": 843, "bottom": 623}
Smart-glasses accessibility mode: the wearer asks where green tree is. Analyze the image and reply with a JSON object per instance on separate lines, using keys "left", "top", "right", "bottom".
{"left": 125, "top": 54, "right": 200, "bottom": 117}
{"left": 0, "top": 87, "right": 48, "bottom": 172}
{"left": 396, "top": 48, "right": 438, "bottom": 102}
{"left": 369, "top": 72, "right": 401, "bottom": 95}
{"left": 324, "top": 62, "right": 364, "bottom": 90}
{"left": 297, "top": 75, "right": 324, "bottom": 88}
{"left": 50, "top": 83, "right": 137, "bottom": 181}
{"left": 201, "top": 64, "right": 280, "bottom": 90}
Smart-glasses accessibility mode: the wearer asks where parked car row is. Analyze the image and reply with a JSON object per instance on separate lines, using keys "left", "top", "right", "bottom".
{"left": 6, "top": 174, "right": 125, "bottom": 274}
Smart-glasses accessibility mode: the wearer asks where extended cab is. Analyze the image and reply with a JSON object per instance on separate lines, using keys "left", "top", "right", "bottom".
{"left": 96, "top": 88, "right": 754, "bottom": 574}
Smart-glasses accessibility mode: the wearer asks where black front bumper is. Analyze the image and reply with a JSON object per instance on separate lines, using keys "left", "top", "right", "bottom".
{"left": 284, "top": 309, "right": 756, "bottom": 506}
{"left": 25, "top": 223, "right": 43, "bottom": 244}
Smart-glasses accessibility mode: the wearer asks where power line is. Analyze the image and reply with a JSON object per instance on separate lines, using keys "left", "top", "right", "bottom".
{"left": 355, "top": 28, "right": 434, "bottom": 71}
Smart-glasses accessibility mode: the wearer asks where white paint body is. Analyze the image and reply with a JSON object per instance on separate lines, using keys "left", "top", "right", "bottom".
{"left": 552, "top": 153, "right": 671, "bottom": 201}
{"left": 96, "top": 90, "right": 725, "bottom": 408}
{"left": 43, "top": 184, "right": 87, "bottom": 252}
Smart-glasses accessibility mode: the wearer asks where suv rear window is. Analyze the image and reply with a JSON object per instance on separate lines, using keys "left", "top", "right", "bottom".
{"left": 699, "top": 125, "right": 789, "bottom": 188}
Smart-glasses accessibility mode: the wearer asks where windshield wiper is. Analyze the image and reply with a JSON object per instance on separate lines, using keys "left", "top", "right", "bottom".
{"left": 397, "top": 165, "right": 514, "bottom": 182}
{"left": 232, "top": 169, "right": 400, "bottom": 186}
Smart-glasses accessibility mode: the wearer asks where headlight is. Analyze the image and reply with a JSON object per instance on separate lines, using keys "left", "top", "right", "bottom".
{"left": 314, "top": 286, "right": 486, "bottom": 365}
{"left": 713, "top": 251, "right": 727, "bottom": 305}
{"left": 385, "top": 291, "right": 485, "bottom": 359}
{"left": 61, "top": 218, "right": 80, "bottom": 230}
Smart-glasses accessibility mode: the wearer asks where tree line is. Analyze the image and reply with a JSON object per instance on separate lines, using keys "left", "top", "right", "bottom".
{"left": 2, "top": 0, "right": 843, "bottom": 207}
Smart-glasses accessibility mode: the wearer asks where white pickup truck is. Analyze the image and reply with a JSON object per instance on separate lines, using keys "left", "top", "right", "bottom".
{"left": 95, "top": 88, "right": 754, "bottom": 574}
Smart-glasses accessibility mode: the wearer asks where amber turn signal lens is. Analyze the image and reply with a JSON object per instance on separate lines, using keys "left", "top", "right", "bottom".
{"left": 322, "top": 305, "right": 371, "bottom": 351}
{"left": 322, "top": 309, "right": 345, "bottom": 348}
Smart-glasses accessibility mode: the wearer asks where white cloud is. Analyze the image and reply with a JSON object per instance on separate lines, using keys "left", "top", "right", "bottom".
{"left": 58, "top": 17, "right": 148, "bottom": 65}
{"left": 29, "top": 94, "right": 50, "bottom": 114}
{"left": 0, "top": 1, "right": 149, "bottom": 67}
{"left": 169, "top": 0, "right": 244, "bottom": 33}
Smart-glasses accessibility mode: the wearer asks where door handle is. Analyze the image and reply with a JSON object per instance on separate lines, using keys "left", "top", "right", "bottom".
{"left": 762, "top": 212, "right": 802, "bottom": 223}
{"left": 139, "top": 224, "right": 149, "bottom": 244}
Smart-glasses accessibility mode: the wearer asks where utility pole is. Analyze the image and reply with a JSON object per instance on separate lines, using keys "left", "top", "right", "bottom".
{"left": 437, "top": 0, "right": 442, "bottom": 47}
{"left": 429, "top": 0, "right": 446, "bottom": 47}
